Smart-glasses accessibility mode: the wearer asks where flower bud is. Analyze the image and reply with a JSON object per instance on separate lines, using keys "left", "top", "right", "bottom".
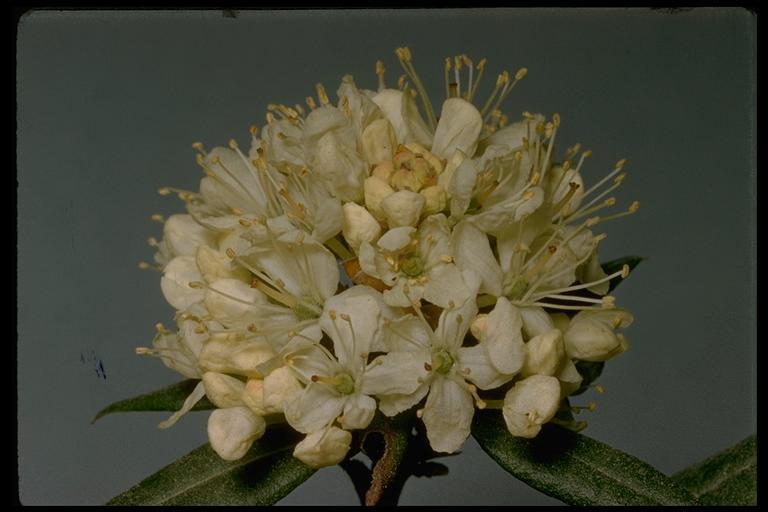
{"left": 521, "top": 329, "right": 565, "bottom": 377}
{"left": 207, "top": 406, "right": 266, "bottom": 461}
{"left": 342, "top": 202, "right": 381, "bottom": 250}
{"left": 160, "top": 256, "right": 205, "bottom": 311}
{"left": 503, "top": 375, "right": 561, "bottom": 438}
{"left": 470, "top": 313, "right": 489, "bottom": 339}
{"left": 404, "top": 142, "right": 444, "bottom": 174}
{"left": 363, "top": 176, "right": 395, "bottom": 220}
{"left": 520, "top": 307, "right": 555, "bottom": 339}
{"left": 420, "top": 185, "right": 447, "bottom": 216}
{"left": 202, "top": 372, "right": 246, "bottom": 408}
{"left": 381, "top": 190, "right": 425, "bottom": 227}
{"left": 564, "top": 309, "right": 633, "bottom": 362}
{"left": 242, "top": 367, "right": 303, "bottom": 415}
{"left": 371, "top": 161, "right": 395, "bottom": 181}
{"left": 361, "top": 118, "right": 397, "bottom": 165}
{"left": 293, "top": 426, "right": 352, "bottom": 468}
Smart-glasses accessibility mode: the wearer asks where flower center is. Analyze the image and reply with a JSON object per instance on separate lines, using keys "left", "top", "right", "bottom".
{"left": 292, "top": 299, "right": 323, "bottom": 321}
{"left": 431, "top": 350, "right": 454, "bottom": 374}
{"left": 504, "top": 277, "right": 529, "bottom": 300}
{"left": 332, "top": 372, "right": 356, "bottom": 395}
{"left": 400, "top": 254, "right": 425, "bottom": 277}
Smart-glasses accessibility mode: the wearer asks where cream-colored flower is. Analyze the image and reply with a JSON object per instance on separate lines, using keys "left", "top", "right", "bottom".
{"left": 358, "top": 214, "right": 471, "bottom": 308}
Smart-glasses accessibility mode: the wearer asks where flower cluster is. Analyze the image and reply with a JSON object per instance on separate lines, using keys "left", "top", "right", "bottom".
{"left": 138, "top": 48, "right": 638, "bottom": 468}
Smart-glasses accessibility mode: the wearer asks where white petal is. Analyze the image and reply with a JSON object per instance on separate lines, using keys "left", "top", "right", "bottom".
{"left": 153, "top": 331, "right": 201, "bottom": 379}
{"left": 521, "top": 329, "right": 566, "bottom": 377}
{"left": 196, "top": 245, "right": 250, "bottom": 284}
{"left": 312, "top": 129, "right": 367, "bottom": 202}
{"left": 204, "top": 147, "right": 268, "bottom": 215}
{"left": 423, "top": 264, "right": 472, "bottom": 309}
{"left": 293, "top": 426, "right": 352, "bottom": 468}
{"left": 557, "top": 359, "right": 583, "bottom": 396}
{"left": 361, "top": 350, "right": 430, "bottom": 396}
{"left": 361, "top": 118, "right": 397, "bottom": 165}
{"left": 340, "top": 393, "right": 376, "bottom": 430}
{"left": 208, "top": 407, "right": 266, "bottom": 461}
{"left": 160, "top": 256, "right": 205, "bottom": 310}
{"left": 364, "top": 176, "right": 396, "bottom": 221}
{"left": 422, "top": 377, "right": 475, "bottom": 453}
{"left": 417, "top": 214, "right": 452, "bottom": 268}
{"left": 320, "top": 293, "right": 382, "bottom": 368}
{"left": 342, "top": 202, "right": 381, "bottom": 251}
{"left": 382, "top": 190, "right": 425, "bottom": 228}
{"left": 431, "top": 98, "right": 483, "bottom": 159}
{"left": 577, "top": 251, "right": 610, "bottom": 296}
{"left": 451, "top": 221, "right": 503, "bottom": 296}
{"left": 457, "top": 345, "right": 513, "bottom": 390}
{"left": 284, "top": 382, "right": 346, "bottom": 434}
{"left": 158, "top": 381, "right": 206, "bottom": 429}
{"left": 434, "top": 282, "right": 478, "bottom": 350}
{"left": 244, "top": 230, "right": 339, "bottom": 302}
{"left": 377, "top": 226, "right": 416, "bottom": 252}
{"left": 382, "top": 314, "right": 431, "bottom": 352}
{"left": 482, "top": 297, "right": 525, "bottom": 375}
{"left": 204, "top": 278, "right": 266, "bottom": 329}
{"left": 447, "top": 153, "right": 476, "bottom": 219}
{"left": 378, "top": 382, "right": 430, "bottom": 417}
{"left": 336, "top": 75, "right": 384, "bottom": 135}
{"left": 519, "top": 306, "right": 555, "bottom": 339}
{"left": 477, "top": 115, "right": 543, "bottom": 153}
{"left": 163, "top": 214, "right": 217, "bottom": 257}
{"left": 372, "top": 89, "right": 432, "bottom": 147}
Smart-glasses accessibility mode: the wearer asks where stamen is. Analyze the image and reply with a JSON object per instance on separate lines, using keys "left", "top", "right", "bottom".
{"left": 150, "top": 214, "right": 165, "bottom": 223}
{"left": 395, "top": 47, "right": 437, "bottom": 130}
{"left": 315, "top": 83, "right": 330, "bottom": 106}
{"left": 468, "top": 58, "right": 487, "bottom": 102}
{"left": 376, "top": 60, "right": 386, "bottom": 90}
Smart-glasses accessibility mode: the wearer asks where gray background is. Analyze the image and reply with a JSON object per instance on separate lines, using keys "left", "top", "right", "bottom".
{"left": 17, "top": 8, "right": 756, "bottom": 506}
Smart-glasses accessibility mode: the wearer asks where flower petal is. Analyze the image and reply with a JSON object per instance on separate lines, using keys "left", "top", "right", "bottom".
{"left": 422, "top": 377, "right": 475, "bottom": 453}
{"left": 457, "top": 345, "right": 513, "bottom": 390}
{"left": 284, "top": 382, "right": 346, "bottom": 434}
{"left": 340, "top": 393, "right": 377, "bottom": 430}
{"left": 431, "top": 98, "right": 482, "bottom": 159}
{"left": 160, "top": 256, "right": 205, "bottom": 310}
{"left": 361, "top": 350, "right": 430, "bottom": 396}
{"left": 451, "top": 221, "right": 503, "bottom": 296}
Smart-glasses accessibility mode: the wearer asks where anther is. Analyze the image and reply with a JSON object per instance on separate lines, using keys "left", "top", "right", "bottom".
{"left": 340, "top": 313, "right": 351, "bottom": 322}
{"left": 629, "top": 201, "right": 640, "bottom": 213}
{"left": 158, "top": 187, "right": 171, "bottom": 196}
{"left": 424, "top": 362, "right": 433, "bottom": 372}
{"left": 315, "top": 83, "right": 329, "bottom": 106}
{"left": 440, "top": 255, "right": 453, "bottom": 263}
{"left": 138, "top": 261, "right": 151, "bottom": 270}
{"left": 416, "top": 408, "right": 424, "bottom": 418}
{"left": 188, "top": 281, "right": 205, "bottom": 289}
{"left": 515, "top": 67, "right": 528, "bottom": 80}
{"left": 150, "top": 214, "right": 165, "bottom": 223}
{"left": 225, "top": 248, "right": 236, "bottom": 259}
{"left": 601, "top": 296, "right": 616, "bottom": 309}
{"left": 621, "top": 264, "right": 630, "bottom": 279}
{"left": 228, "top": 139, "right": 238, "bottom": 149}
{"left": 328, "top": 310, "right": 337, "bottom": 320}
{"left": 616, "top": 158, "right": 627, "bottom": 170}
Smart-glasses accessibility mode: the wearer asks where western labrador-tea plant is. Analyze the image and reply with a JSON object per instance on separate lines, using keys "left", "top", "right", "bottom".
{"left": 96, "top": 48, "right": 755, "bottom": 506}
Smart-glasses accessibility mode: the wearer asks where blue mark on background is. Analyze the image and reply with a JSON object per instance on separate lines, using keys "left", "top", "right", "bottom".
{"left": 81, "top": 350, "right": 107, "bottom": 381}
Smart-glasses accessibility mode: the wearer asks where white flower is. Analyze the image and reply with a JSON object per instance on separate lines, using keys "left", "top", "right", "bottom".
{"left": 365, "top": 273, "right": 525, "bottom": 453}
{"left": 208, "top": 406, "right": 266, "bottom": 461}
{"left": 242, "top": 366, "right": 303, "bottom": 416}
{"left": 341, "top": 202, "right": 381, "bottom": 250}
{"left": 293, "top": 426, "right": 352, "bottom": 468}
{"left": 283, "top": 288, "right": 386, "bottom": 433}
{"left": 359, "top": 214, "right": 471, "bottom": 308}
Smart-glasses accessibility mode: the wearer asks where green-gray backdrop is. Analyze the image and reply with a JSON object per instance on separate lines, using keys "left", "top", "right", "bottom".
{"left": 17, "top": 8, "right": 756, "bottom": 505}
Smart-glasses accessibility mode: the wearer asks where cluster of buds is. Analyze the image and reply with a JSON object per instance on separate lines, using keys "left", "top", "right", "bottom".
{"left": 138, "top": 48, "right": 637, "bottom": 468}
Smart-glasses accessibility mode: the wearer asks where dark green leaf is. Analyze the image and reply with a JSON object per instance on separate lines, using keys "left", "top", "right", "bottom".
{"left": 107, "top": 424, "right": 314, "bottom": 505}
{"left": 472, "top": 411, "right": 697, "bottom": 505}
{"left": 601, "top": 255, "right": 645, "bottom": 292}
{"left": 673, "top": 435, "right": 756, "bottom": 506}
{"left": 571, "top": 361, "right": 605, "bottom": 396}
{"left": 92, "top": 379, "right": 214, "bottom": 423}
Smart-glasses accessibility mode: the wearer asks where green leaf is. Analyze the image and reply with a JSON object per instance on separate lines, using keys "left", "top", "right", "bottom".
{"left": 672, "top": 435, "right": 756, "bottom": 506}
{"left": 472, "top": 411, "right": 697, "bottom": 505}
{"left": 601, "top": 255, "right": 645, "bottom": 292}
{"left": 92, "top": 379, "right": 214, "bottom": 423}
{"left": 107, "top": 424, "right": 314, "bottom": 505}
